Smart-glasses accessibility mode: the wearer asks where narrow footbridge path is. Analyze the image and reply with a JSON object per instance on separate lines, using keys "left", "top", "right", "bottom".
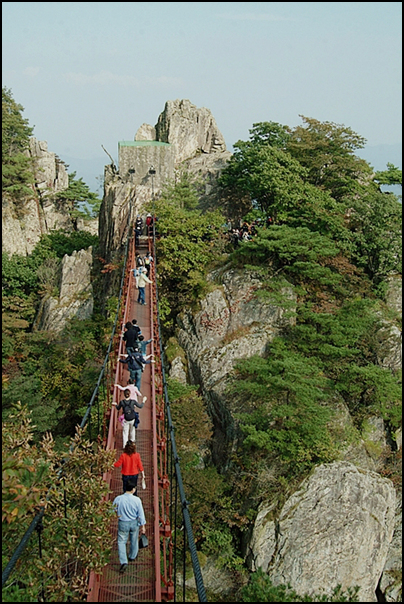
{"left": 88, "top": 235, "right": 170, "bottom": 602}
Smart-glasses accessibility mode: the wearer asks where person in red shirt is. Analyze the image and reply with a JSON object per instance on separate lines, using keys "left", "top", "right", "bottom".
{"left": 114, "top": 440, "right": 145, "bottom": 493}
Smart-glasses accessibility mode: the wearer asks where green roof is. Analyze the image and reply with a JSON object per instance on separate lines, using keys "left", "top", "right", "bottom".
{"left": 118, "top": 140, "right": 171, "bottom": 147}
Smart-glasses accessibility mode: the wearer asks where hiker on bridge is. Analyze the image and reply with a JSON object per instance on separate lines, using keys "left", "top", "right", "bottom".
{"left": 122, "top": 321, "right": 138, "bottom": 355}
{"left": 114, "top": 440, "right": 145, "bottom": 493}
{"left": 113, "top": 389, "right": 146, "bottom": 447}
{"left": 136, "top": 334, "right": 154, "bottom": 359}
{"left": 114, "top": 380, "right": 146, "bottom": 405}
{"left": 113, "top": 479, "right": 146, "bottom": 574}
{"left": 119, "top": 349, "right": 155, "bottom": 390}
{"left": 137, "top": 266, "right": 152, "bottom": 306}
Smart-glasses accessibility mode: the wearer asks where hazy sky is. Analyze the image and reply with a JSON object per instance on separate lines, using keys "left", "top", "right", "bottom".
{"left": 2, "top": 2, "right": 402, "bottom": 193}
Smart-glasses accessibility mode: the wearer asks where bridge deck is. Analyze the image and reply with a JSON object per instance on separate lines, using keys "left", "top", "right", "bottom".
{"left": 89, "top": 239, "right": 157, "bottom": 602}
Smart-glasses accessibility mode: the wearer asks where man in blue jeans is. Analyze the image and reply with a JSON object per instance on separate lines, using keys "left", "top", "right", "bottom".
{"left": 113, "top": 480, "right": 146, "bottom": 574}
{"left": 119, "top": 348, "right": 155, "bottom": 390}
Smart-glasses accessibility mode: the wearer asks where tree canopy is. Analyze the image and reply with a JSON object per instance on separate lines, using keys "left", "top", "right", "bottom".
{"left": 56, "top": 171, "right": 102, "bottom": 219}
{"left": 2, "top": 86, "right": 35, "bottom": 199}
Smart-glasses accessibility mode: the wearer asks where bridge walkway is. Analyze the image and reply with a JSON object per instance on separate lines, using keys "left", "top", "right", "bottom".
{"left": 88, "top": 238, "right": 158, "bottom": 602}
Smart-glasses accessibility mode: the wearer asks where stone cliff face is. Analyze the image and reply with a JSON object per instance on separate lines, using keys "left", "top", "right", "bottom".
{"left": 155, "top": 99, "right": 227, "bottom": 164}
{"left": 248, "top": 462, "right": 396, "bottom": 603}
{"left": 98, "top": 99, "right": 231, "bottom": 265}
{"left": 2, "top": 138, "right": 72, "bottom": 256}
{"left": 176, "top": 266, "right": 295, "bottom": 464}
{"left": 172, "top": 270, "right": 402, "bottom": 602}
{"left": 2, "top": 138, "right": 98, "bottom": 257}
{"left": 33, "top": 247, "right": 94, "bottom": 333}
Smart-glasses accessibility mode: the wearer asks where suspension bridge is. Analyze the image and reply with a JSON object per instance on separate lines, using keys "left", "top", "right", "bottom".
{"left": 2, "top": 218, "right": 207, "bottom": 603}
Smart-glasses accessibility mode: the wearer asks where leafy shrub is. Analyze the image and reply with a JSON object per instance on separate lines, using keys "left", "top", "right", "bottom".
{"left": 241, "top": 568, "right": 360, "bottom": 602}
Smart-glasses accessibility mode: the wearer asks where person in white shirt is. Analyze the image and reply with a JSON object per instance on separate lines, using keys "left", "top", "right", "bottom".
{"left": 137, "top": 267, "right": 152, "bottom": 305}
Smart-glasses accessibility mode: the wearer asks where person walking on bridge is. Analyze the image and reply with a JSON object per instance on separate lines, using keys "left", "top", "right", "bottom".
{"left": 122, "top": 321, "right": 138, "bottom": 355}
{"left": 137, "top": 266, "right": 152, "bottom": 306}
{"left": 113, "top": 389, "right": 146, "bottom": 447}
{"left": 114, "top": 381, "right": 146, "bottom": 405}
{"left": 119, "top": 350, "right": 155, "bottom": 391}
{"left": 114, "top": 440, "right": 145, "bottom": 493}
{"left": 113, "top": 479, "right": 146, "bottom": 574}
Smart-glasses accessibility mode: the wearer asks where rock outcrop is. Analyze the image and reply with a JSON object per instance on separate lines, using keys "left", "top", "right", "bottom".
{"left": 98, "top": 99, "right": 231, "bottom": 266}
{"left": 155, "top": 99, "right": 227, "bottom": 164}
{"left": 33, "top": 247, "right": 94, "bottom": 333}
{"left": 176, "top": 266, "right": 295, "bottom": 465}
{"left": 172, "top": 265, "right": 402, "bottom": 601}
{"left": 3, "top": 138, "right": 72, "bottom": 256}
{"left": 248, "top": 461, "right": 396, "bottom": 603}
{"left": 29, "top": 138, "right": 69, "bottom": 194}
{"left": 376, "top": 275, "right": 402, "bottom": 372}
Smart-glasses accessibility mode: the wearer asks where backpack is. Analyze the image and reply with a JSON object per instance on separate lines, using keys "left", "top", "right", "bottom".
{"left": 122, "top": 400, "right": 139, "bottom": 425}
{"left": 127, "top": 353, "right": 143, "bottom": 371}
{"left": 133, "top": 351, "right": 145, "bottom": 372}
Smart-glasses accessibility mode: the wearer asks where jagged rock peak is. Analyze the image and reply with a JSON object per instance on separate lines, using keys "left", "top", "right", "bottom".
{"left": 135, "top": 123, "right": 156, "bottom": 141}
{"left": 154, "top": 99, "right": 227, "bottom": 164}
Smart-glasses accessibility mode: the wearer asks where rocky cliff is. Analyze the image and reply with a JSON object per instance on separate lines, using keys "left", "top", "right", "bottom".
{"left": 2, "top": 137, "right": 98, "bottom": 256}
{"left": 33, "top": 247, "right": 94, "bottom": 333}
{"left": 98, "top": 99, "right": 231, "bottom": 264}
{"left": 172, "top": 267, "right": 402, "bottom": 602}
{"left": 2, "top": 138, "right": 71, "bottom": 256}
{"left": 248, "top": 462, "right": 397, "bottom": 602}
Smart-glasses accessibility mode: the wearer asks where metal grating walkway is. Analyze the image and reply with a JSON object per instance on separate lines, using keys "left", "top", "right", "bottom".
{"left": 97, "top": 429, "right": 156, "bottom": 602}
{"left": 88, "top": 238, "right": 159, "bottom": 602}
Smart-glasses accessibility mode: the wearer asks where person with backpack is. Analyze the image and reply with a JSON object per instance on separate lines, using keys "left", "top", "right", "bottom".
{"left": 114, "top": 440, "right": 145, "bottom": 493}
{"left": 135, "top": 253, "right": 144, "bottom": 269}
{"left": 119, "top": 349, "right": 155, "bottom": 390}
{"left": 143, "top": 252, "right": 153, "bottom": 277}
{"left": 113, "top": 389, "right": 146, "bottom": 447}
{"left": 119, "top": 352, "right": 140, "bottom": 388}
{"left": 134, "top": 216, "right": 143, "bottom": 247}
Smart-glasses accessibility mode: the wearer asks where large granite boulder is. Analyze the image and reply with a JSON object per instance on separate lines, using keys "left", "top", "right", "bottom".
{"left": 248, "top": 461, "right": 397, "bottom": 603}
{"left": 155, "top": 99, "right": 227, "bottom": 164}
{"left": 29, "top": 138, "right": 68, "bottom": 193}
{"left": 177, "top": 267, "right": 295, "bottom": 397}
{"left": 33, "top": 247, "right": 94, "bottom": 333}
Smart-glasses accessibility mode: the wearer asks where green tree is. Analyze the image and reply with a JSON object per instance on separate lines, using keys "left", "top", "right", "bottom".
{"left": 349, "top": 188, "right": 402, "bottom": 282}
{"left": 248, "top": 121, "right": 291, "bottom": 149}
{"left": 229, "top": 341, "right": 336, "bottom": 476}
{"left": 289, "top": 300, "right": 402, "bottom": 427}
{"left": 287, "top": 115, "right": 373, "bottom": 202}
{"left": 219, "top": 132, "right": 307, "bottom": 222}
{"left": 2, "top": 405, "right": 116, "bottom": 602}
{"left": 149, "top": 175, "right": 226, "bottom": 330}
{"left": 2, "top": 86, "right": 35, "bottom": 199}
{"left": 55, "top": 171, "right": 101, "bottom": 219}
{"left": 374, "top": 163, "right": 402, "bottom": 186}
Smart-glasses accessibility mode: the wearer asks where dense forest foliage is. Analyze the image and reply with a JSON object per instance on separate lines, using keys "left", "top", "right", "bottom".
{"left": 2, "top": 87, "right": 402, "bottom": 602}
{"left": 2, "top": 89, "right": 113, "bottom": 602}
